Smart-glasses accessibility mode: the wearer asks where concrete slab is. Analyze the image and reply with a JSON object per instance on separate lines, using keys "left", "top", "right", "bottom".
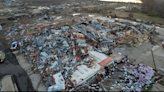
{"left": 135, "top": 46, "right": 164, "bottom": 72}
{"left": 151, "top": 83, "right": 164, "bottom": 91}
{"left": 151, "top": 85, "right": 160, "bottom": 91}
{"left": 16, "top": 54, "right": 46, "bottom": 91}
{"left": 29, "top": 74, "right": 41, "bottom": 90}
{"left": 37, "top": 83, "right": 47, "bottom": 91}
{"left": 0, "top": 49, "right": 34, "bottom": 91}
{"left": 114, "top": 43, "right": 154, "bottom": 64}
{"left": 16, "top": 54, "right": 31, "bottom": 71}
{"left": 1, "top": 75, "right": 17, "bottom": 91}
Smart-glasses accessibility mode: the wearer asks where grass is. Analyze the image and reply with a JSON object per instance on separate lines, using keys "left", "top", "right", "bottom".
{"left": 63, "top": 22, "right": 73, "bottom": 26}
{"left": 111, "top": 11, "right": 129, "bottom": 17}
{"left": 0, "top": 19, "right": 12, "bottom": 23}
{"left": 90, "top": 1, "right": 164, "bottom": 24}
{"left": 105, "top": 4, "right": 118, "bottom": 9}
{"left": 110, "top": 11, "right": 164, "bottom": 24}
{"left": 61, "top": 9, "right": 73, "bottom": 13}
{"left": 0, "top": 4, "right": 6, "bottom": 9}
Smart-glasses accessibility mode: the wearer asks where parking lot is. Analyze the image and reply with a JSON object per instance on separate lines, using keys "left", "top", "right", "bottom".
{"left": 0, "top": 48, "right": 34, "bottom": 91}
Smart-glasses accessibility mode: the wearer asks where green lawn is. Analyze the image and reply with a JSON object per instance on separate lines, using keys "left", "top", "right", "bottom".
{"left": 111, "top": 11, "right": 164, "bottom": 24}
{"left": 0, "top": 4, "right": 6, "bottom": 9}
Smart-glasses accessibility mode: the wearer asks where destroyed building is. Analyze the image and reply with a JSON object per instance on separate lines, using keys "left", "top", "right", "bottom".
{"left": 4, "top": 16, "right": 158, "bottom": 91}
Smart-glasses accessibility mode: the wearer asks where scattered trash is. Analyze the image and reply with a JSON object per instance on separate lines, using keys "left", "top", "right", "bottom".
{"left": 0, "top": 51, "right": 5, "bottom": 63}
{"left": 48, "top": 72, "right": 65, "bottom": 91}
{"left": 122, "top": 64, "right": 155, "bottom": 91}
{"left": 162, "top": 42, "right": 164, "bottom": 48}
{"left": 4, "top": 13, "right": 158, "bottom": 91}
{"left": 0, "top": 25, "right": 3, "bottom": 31}
{"left": 10, "top": 41, "right": 18, "bottom": 50}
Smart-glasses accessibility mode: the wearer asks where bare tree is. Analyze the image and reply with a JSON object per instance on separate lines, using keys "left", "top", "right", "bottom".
{"left": 141, "top": 0, "right": 164, "bottom": 18}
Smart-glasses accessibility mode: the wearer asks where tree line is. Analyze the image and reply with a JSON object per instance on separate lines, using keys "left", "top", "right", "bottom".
{"left": 141, "top": 0, "right": 164, "bottom": 18}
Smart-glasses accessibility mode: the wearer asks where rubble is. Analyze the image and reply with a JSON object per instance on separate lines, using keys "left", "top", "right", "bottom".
{"left": 120, "top": 63, "right": 155, "bottom": 91}
{"left": 0, "top": 25, "right": 3, "bottom": 31}
{"left": 48, "top": 72, "right": 65, "bottom": 91}
{"left": 10, "top": 41, "right": 18, "bottom": 50}
{"left": 3, "top": 16, "right": 158, "bottom": 91}
{"left": 103, "top": 57, "right": 156, "bottom": 92}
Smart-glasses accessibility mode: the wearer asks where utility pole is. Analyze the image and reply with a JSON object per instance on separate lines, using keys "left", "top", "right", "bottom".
{"left": 151, "top": 50, "right": 157, "bottom": 71}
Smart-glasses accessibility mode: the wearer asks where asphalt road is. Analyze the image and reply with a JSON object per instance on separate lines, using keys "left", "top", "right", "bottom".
{"left": 0, "top": 48, "right": 34, "bottom": 91}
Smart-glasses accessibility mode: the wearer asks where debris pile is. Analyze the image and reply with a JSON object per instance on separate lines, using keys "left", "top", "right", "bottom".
{"left": 109, "top": 63, "right": 155, "bottom": 91}
{"left": 15, "top": 28, "right": 115, "bottom": 91}
{"left": 75, "top": 18, "right": 156, "bottom": 47}
{"left": 4, "top": 17, "right": 157, "bottom": 91}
